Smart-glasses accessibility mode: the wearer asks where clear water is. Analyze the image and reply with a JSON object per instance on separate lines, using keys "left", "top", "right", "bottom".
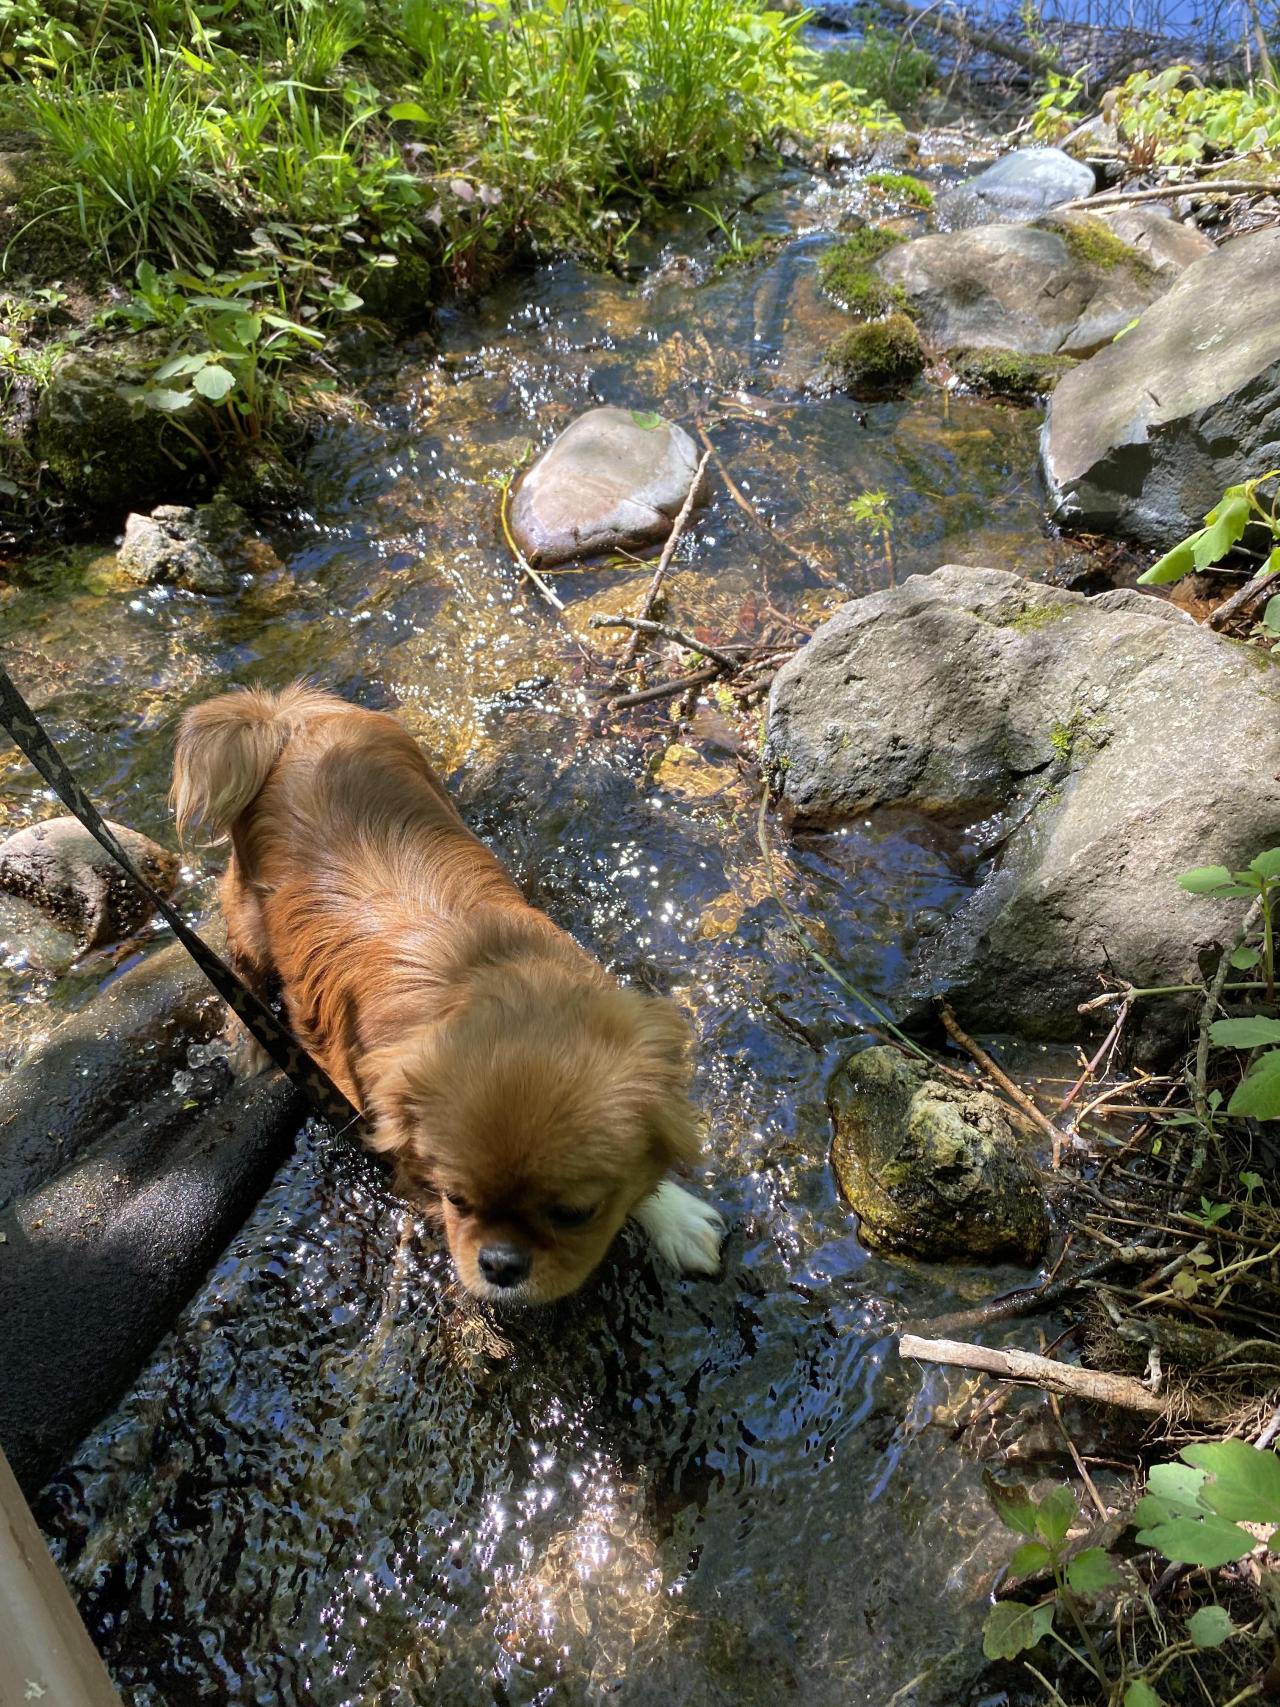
{"left": 5, "top": 137, "right": 1082, "bottom": 1706}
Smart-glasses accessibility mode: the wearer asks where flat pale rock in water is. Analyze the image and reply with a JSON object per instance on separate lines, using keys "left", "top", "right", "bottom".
{"left": 938, "top": 146, "right": 1095, "bottom": 228}
{"left": 877, "top": 215, "right": 1168, "bottom": 358}
{"left": 0, "top": 816, "right": 178, "bottom": 950}
{"left": 1042, "top": 227, "right": 1280, "bottom": 546}
{"left": 510, "top": 406, "right": 705, "bottom": 567}
{"left": 118, "top": 495, "right": 275, "bottom": 593}
{"left": 767, "top": 565, "right": 1280, "bottom": 1053}
{"left": 830, "top": 1047, "right": 1047, "bottom": 1262}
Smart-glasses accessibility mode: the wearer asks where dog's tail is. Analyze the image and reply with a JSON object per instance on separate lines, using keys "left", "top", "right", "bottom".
{"left": 171, "top": 682, "right": 337, "bottom": 843}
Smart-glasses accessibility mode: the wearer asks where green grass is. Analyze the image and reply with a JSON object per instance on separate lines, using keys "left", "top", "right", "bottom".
{"left": 823, "top": 26, "right": 934, "bottom": 110}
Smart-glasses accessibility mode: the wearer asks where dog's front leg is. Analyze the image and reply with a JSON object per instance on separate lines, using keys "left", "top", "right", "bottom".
{"left": 632, "top": 1180, "right": 724, "bottom": 1275}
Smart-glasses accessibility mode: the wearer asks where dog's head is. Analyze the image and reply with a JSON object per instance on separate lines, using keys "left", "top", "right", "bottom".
{"left": 366, "top": 968, "right": 700, "bottom": 1305}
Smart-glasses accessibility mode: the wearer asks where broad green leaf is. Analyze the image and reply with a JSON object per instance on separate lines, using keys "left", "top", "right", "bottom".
{"left": 1007, "top": 1541, "right": 1051, "bottom": 1577}
{"left": 1177, "top": 865, "right": 1233, "bottom": 894}
{"left": 1187, "top": 1604, "right": 1236, "bottom": 1647}
{"left": 1193, "top": 492, "right": 1250, "bottom": 569}
{"left": 1139, "top": 535, "right": 1198, "bottom": 585}
{"left": 630, "top": 409, "right": 662, "bottom": 430}
{"left": 983, "top": 1471, "right": 1039, "bottom": 1537}
{"left": 1065, "top": 1547, "right": 1119, "bottom": 1595}
{"left": 982, "top": 1598, "right": 1054, "bottom": 1660}
{"left": 1124, "top": 1683, "right": 1164, "bottom": 1707}
{"left": 141, "top": 386, "right": 193, "bottom": 412}
{"left": 1230, "top": 945, "right": 1262, "bottom": 970}
{"left": 154, "top": 351, "right": 213, "bottom": 381}
{"left": 1133, "top": 1514, "right": 1255, "bottom": 1566}
{"left": 1262, "top": 594, "right": 1280, "bottom": 635}
{"left": 1227, "top": 1051, "right": 1280, "bottom": 1120}
{"left": 387, "top": 100, "right": 432, "bottom": 121}
{"left": 1183, "top": 1439, "right": 1280, "bottom": 1524}
{"left": 330, "top": 286, "right": 363, "bottom": 312}
{"left": 1035, "top": 1484, "right": 1077, "bottom": 1548}
{"left": 1208, "top": 1017, "right": 1280, "bottom": 1048}
{"left": 193, "top": 363, "right": 235, "bottom": 401}
{"left": 1248, "top": 848, "right": 1280, "bottom": 880}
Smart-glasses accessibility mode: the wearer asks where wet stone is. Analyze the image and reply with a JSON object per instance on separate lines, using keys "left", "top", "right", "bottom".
{"left": 938, "top": 145, "right": 1096, "bottom": 228}
{"left": 118, "top": 495, "right": 276, "bottom": 594}
{"left": 510, "top": 405, "right": 707, "bottom": 567}
{"left": 829, "top": 1046, "right": 1048, "bottom": 1263}
{"left": 0, "top": 815, "right": 178, "bottom": 951}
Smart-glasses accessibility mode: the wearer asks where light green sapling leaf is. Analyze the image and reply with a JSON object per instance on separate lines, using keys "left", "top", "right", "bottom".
{"left": 1208, "top": 1017, "right": 1280, "bottom": 1048}
{"left": 1133, "top": 1514, "right": 1255, "bottom": 1566}
{"left": 1035, "top": 1484, "right": 1077, "bottom": 1549}
{"left": 982, "top": 1599, "right": 1054, "bottom": 1660}
{"left": 140, "top": 386, "right": 194, "bottom": 412}
{"left": 1139, "top": 535, "right": 1198, "bottom": 586}
{"left": 193, "top": 363, "right": 235, "bottom": 400}
{"left": 387, "top": 100, "right": 433, "bottom": 122}
{"left": 1227, "top": 1051, "right": 1280, "bottom": 1120}
{"left": 1187, "top": 1604, "right": 1236, "bottom": 1647}
{"left": 983, "top": 1471, "right": 1040, "bottom": 1537}
{"left": 1230, "top": 945, "right": 1262, "bottom": 970}
{"left": 1064, "top": 1547, "right": 1119, "bottom": 1595}
{"left": 1193, "top": 492, "right": 1251, "bottom": 569}
{"left": 1182, "top": 1438, "right": 1280, "bottom": 1524}
{"left": 1262, "top": 594, "right": 1280, "bottom": 635}
{"left": 1248, "top": 848, "right": 1280, "bottom": 881}
{"left": 1123, "top": 1682, "right": 1164, "bottom": 1707}
{"left": 1177, "top": 865, "right": 1233, "bottom": 894}
{"left": 630, "top": 409, "right": 662, "bottom": 430}
{"left": 1007, "top": 1541, "right": 1052, "bottom": 1577}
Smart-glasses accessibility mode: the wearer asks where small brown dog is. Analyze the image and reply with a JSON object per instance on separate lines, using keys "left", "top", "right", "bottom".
{"left": 172, "top": 684, "right": 723, "bottom": 1304}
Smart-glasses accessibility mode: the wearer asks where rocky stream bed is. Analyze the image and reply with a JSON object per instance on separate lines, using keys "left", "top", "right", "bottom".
{"left": 3, "top": 114, "right": 1279, "bottom": 1707}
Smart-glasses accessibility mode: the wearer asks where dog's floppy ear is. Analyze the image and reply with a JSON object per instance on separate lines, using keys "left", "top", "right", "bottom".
{"left": 624, "top": 992, "right": 703, "bottom": 1170}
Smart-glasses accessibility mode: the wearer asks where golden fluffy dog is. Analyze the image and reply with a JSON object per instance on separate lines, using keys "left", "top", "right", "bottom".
{"left": 172, "top": 684, "right": 723, "bottom": 1304}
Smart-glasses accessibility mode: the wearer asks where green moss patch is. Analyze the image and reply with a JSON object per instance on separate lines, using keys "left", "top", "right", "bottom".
{"left": 1047, "top": 213, "right": 1157, "bottom": 282}
{"left": 818, "top": 226, "right": 907, "bottom": 315}
{"left": 825, "top": 311, "right": 924, "bottom": 395}
{"left": 865, "top": 169, "right": 933, "bottom": 207}
{"left": 950, "top": 346, "right": 1076, "bottom": 400}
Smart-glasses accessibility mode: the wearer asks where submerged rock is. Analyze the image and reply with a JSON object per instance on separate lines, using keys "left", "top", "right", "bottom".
{"left": 938, "top": 146, "right": 1095, "bottom": 228}
{"left": 1042, "top": 227, "right": 1280, "bottom": 547}
{"left": 0, "top": 816, "right": 178, "bottom": 950}
{"left": 510, "top": 405, "right": 707, "bottom": 567}
{"left": 877, "top": 215, "right": 1168, "bottom": 361}
{"left": 118, "top": 496, "right": 275, "bottom": 593}
{"left": 823, "top": 312, "right": 925, "bottom": 396}
{"left": 767, "top": 564, "right": 1280, "bottom": 1052}
{"left": 0, "top": 1069, "right": 302, "bottom": 1494}
{"left": 830, "top": 1046, "right": 1047, "bottom": 1262}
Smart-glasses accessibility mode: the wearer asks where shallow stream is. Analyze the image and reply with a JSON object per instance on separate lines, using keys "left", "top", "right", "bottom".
{"left": 4, "top": 134, "right": 1084, "bottom": 1705}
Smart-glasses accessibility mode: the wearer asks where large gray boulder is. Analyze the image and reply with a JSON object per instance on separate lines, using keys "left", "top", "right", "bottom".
{"left": 830, "top": 1047, "right": 1047, "bottom": 1262}
{"left": 511, "top": 406, "right": 706, "bottom": 567}
{"left": 0, "top": 816, "right": 178, "bottom": 950}
{"left": 877, "top": 215, "right": 1168, "bottom": 359}
{"left": 938, "top": 146, "right": 1095, "bottom": 228}
{"left": 1042, "top": 227, "right": 1280, "bottom": 547}
{"left": 767, "top": 565, "right": 1280, "bottom": 1049}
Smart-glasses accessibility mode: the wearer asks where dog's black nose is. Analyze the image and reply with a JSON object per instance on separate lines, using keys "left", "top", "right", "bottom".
{"left": 478, "top": 1243, "right": 531, "bottom": 1288}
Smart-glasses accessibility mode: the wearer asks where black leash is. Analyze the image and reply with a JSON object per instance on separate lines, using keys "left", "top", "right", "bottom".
{"left": 0, "top": 665, "right": 363, "bottom": 1131}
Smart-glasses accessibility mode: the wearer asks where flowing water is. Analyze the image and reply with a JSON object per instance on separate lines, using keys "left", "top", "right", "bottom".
{"left": 4, "top": 134, "right": 1086, "bottom": 1706}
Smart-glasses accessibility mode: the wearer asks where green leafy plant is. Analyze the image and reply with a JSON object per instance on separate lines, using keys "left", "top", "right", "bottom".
{"left": 1029, "top": 67, "right": 1087, "bottom": 141}
{"left": 982, "top": 1476, "right": 1117, "bottom": 1672}
{"left": 1135, "top": 1439, "right": 1280, "bottom": 1564}
{"left": 1139, "top": 469, "right": 1280, "bottom": 588}
{"left": 823, "top": 27, "right": 934, "bottom": 109}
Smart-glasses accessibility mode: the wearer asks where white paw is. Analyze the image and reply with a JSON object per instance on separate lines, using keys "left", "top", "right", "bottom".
{"left": 632, "top": 1180, "right": 725, "bottom": 1276}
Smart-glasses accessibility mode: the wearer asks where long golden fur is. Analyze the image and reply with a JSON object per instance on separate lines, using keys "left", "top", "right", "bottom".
{"left": 171, "top": 684, "right": 721, "bottom": 1304}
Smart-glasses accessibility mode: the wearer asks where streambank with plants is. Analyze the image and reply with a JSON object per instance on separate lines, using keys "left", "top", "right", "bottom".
{"left": 0, "top": 0, "right": 894, "bottom": 535}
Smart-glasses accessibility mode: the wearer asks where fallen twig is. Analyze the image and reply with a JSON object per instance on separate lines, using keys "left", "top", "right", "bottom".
{"left": 941, "top": 1001, "right": 1065, "bottom": 1160}
{"left": 872, "top": 0, "right": 1065, "bottom": 72}
{"left": 615, "top": 448, "right": 712, "bottom": 676}
{"left": 499, "top": 478, "right": 566, "bottom": 613}
{"left": 1210, "top": 563, "right": 1280, "bottom": 631}
{"left": 1058, "top": 180, "right": 1280, "bottom": 212}
{"left": 899, "top": 1333, "right": 1222, "bottom": 1420}
{"left": 1057, "top": 1000, "right": 1132, "bottom": 1116}
{"left": 589, "top": 614, "right": 743, "bottom": 670}
{"left": 905, "top": 1244, "right": 1168, "bottom": 1338}
{"left": 607, "top": 666, "right": 719, "bottom": 710}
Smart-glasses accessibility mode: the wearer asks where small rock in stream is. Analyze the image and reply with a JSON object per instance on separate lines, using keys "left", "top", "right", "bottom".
{"left": 829, "top": 1046, "right": 1048, "bottom": 1263}
{"left": 0, "top": 816, "right": 179, "bottom": 951}
{"left": 937, "top": 145, "right": 1096, "bottom": 228}
{"left": 510, "top": 405, "right": 708, "bottom": 568}
{"left": 118, "top": 495, "right": 279, "bottom": 593}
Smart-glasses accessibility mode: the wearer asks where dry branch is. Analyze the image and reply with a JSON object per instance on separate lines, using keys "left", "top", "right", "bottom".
{"left": 941, "top": 1002, "right": 1064, "bottom": 1159}
{"left": 589, "top": 614, "right": 742, "bottom": 670}
{"left": 873, "top": 0, "right": 1065, "bottom": 73}
{"left": 899, "top": 1333, "right": 1222, "bottom": 1420}
{"left": 1210, "top": 563, "right": 1280, "bottom": 631}
{"left": 607, "top": 666, "right": 719, "bottom": 710}
{"left": 614, "top": 449, "right": 712, "bottom": 676}
{"left": 1058, "top": 180, "right": 1280, "bottom": 212}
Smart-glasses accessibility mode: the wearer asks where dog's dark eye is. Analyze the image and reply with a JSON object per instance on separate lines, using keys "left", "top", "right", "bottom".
{"left": 442, "top": 1191, "right": 472, "bottom": 1215}
{"left": 546, "top": 1203, "right": 597, "bottom": 1230}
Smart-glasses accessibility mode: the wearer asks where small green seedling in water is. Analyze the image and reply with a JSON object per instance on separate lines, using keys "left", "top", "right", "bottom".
{"left": 1139, "top": 468, "right": 1280, "bottom": 587}
{"left": 846, "top": 489, "right": 895, "bottom": 583}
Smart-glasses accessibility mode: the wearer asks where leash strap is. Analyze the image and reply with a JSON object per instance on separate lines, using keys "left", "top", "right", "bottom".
{"left": 0, "top": 666, "right": 363, "bottom": 1130}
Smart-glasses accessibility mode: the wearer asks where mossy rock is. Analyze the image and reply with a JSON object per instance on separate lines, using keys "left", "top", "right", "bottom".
{"left": 818, "top": 225, "right": 904, "bottom": 312}
{"left": 950, "top": 346, "right": 1076, "bottom": 400}
{"left": 1046, "top": 212, "right": 1157, "bottom": 283}
{"left": 829, "top": 1046, "right": 1048, "bottom": 1263}
{"left": 825, "top": 312, "right": 925, "bottom": 396}
{"left": 357, "top": 247, "right": 438, "bottom": 332}
{"left": 34, "top": 340, "right": 207, "bottom": 519}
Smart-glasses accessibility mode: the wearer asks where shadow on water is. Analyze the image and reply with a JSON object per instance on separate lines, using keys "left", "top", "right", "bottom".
{"left": 5, "top": 148, "right": 1076, "bottom": 1704}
